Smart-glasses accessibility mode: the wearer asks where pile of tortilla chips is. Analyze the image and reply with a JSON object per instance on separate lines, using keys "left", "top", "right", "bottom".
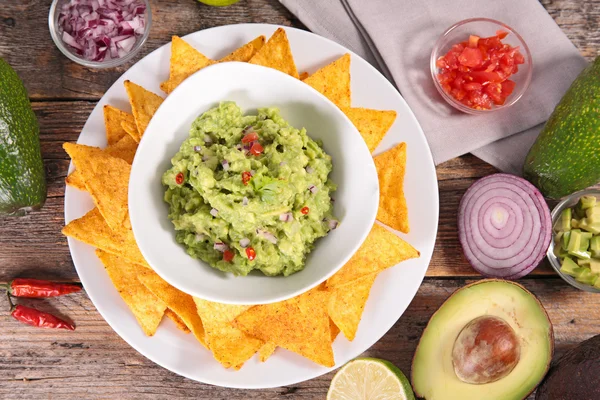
{"left": 62, "top": 28, "right": 419, "bottom": 369}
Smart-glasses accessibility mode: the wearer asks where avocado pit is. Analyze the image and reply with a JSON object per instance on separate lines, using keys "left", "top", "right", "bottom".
{"left": 452, "top": 315, "right": 521, "bottom": 384}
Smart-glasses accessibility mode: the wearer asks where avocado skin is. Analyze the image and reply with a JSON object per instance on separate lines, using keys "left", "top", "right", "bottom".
{"left": 523, "top": 56, "right": 600, "bottom": 199}
{"left": 0, "top": 58, "right": 46, "bottom": 215}
{"left": 535, "top": 334, "right": 600, "bottom": 400}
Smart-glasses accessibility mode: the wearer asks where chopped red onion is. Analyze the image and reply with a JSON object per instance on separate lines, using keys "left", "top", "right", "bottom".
{"left": 327, "top": 219, "right": 339, "bottom": 230}
{"left": 213, "top": 242, "right": 228, "bottom": 252}
{"left": 221, "top": 160, "right": 230, "bottom": 171}
{"left": 242, "top": 126, "right": 255, "bottom": 134}
{"left": 242, "top": 197, "right": 249, "bottom": 206}
{"left": 210, "top": 208, "right": 218, "bottom": 217}
{"left": 57, "top": 0, "right": 146, "bottom": 62}
{"left": 279, "top": 161, "right": 287, "bottom": 166}
{"left": 239, "top": 238, "right": 250, "bottom": 248}
{"left": 309, "top": 185, "right": 318, "bottom": 194}
{"left": 257, "top": 229, "right": 278, "bottom": 244}
{"left": 305, "top": 166, "right": 314, "bottom": 174}
{"left": 279, "top": 212, "right": 293, "bottom": 222}
{"left": 235, "top": 144, "right": 242, "bottom": 151}
{"left": 193, "top": 145, "right": 202, "bottom": 152}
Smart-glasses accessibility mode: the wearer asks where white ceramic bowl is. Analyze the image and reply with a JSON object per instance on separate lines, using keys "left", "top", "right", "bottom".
{"left": 129, "top": 62, "right": 379, "bottom": 305}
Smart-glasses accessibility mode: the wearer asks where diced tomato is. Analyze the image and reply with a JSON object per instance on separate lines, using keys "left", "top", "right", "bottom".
{"left": 463, "top": 82, "right": 482, "bottom": 91}
{"left": 175, "top": 172, "right": 184, "bottom": 185}
{"left": 470, "top": 71, "right": 502, "bottom": 84}
{"left": 469, "top": 91, "right": 492, "bottom": 110}
{"left": 451, "top": 88, "right": 467, "bottom": 100}
{"left": 501, "top": 80, "right": 516, "bottom": 97}
{"left": 249, "top": 142, "right": 264, "bottom": 156}
{"left": 223, "top": 250, "right": 234, "bottom": 262}
{"left": 458, "top": 47, "right": 483, "bottom": 68}
{"left": 245, "top": 247, "right": 256, "bottom": 261}
{"left": 468, "top": 35, "right": 480, "bottom": 48}
{"left": 485, "top": 82, "right": 504, "bottom": 105}
{"left": 242, "top": 171, "right": 252, "bottom": 185}
{"left": 301, "top": 206, "right": 309, "bottom": 215}
{"left": 241, "top": 131, "right": 258, "bottom": 143}
{"left": 496, "top": 30, "right": 509, "bottom": 39}
{"left": 514, "top": 51, "right": 525, "bottom": 64}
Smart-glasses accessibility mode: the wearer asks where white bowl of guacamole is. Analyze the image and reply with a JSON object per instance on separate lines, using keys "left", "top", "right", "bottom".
{"left": 129, "top": 62, "right": 378, "bottom": 304}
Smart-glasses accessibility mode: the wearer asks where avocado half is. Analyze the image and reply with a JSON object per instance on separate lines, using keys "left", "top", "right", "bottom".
{"left": 411, "top": 280, "right": 554, "bottom": 400}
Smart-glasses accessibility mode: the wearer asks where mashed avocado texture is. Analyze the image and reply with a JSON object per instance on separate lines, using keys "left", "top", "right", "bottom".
{"left": 163, "top": 102, "right": 337, "bottom": 276}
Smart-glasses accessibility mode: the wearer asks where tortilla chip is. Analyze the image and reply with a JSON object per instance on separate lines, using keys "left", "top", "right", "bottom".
{"left": 104, "top": 105, "right": 135, "bottom": 146}
{"left": 138, "top": 272, "right": 207, "bottom": 348}
{"left": 234, "top": 288, "right": 334, "bottom": 367}
{"left": 330, "top": 318, "right": 341, "bottom": 342}
{"left": 121, "top": 119, "right": 139, "bottom": 141}
{"left": 328, "top": 274, "right": 376, "bottom": 341}
{"left": 66, "top": 135, "right": 138, "bottom": 191}
{"left": 160, "top": 36, "right": 216, "bottom": 94}
{"left": 303, "top": 54, "right": 351, "bottom": 108}
{"left": 220, "top": 35, "right": 266, "bottom": 63}
{"left": 165, "top": 309, "right": 190, "bottom": 333}
{"left": 343, "top": 107, "right": 397, "bottom": 153}
{"left": 96, "top": 250, "right": 166, "bottom": 336}
{"left": 249, "top": 28, "right": 299, "bottom": 79}
{"left": 63, "top": 143, "right": 131, "bottom": 231}
{"left": 193, "top": 298, "right": 263, "bottom": 369}
{"left": 258, "top": 342, "right": 277, "bottom": 362}
{"left": 299, "top": 71, "right": 309, "bottom": 80}
{"left": 326, "top": 224, "right": 419, "bottom": 288}
{"left": 62, "top": 208, "right": 149, "bottom": 268}
{"left": 375, "top": 142, "right": 409, "bottom": 233}
{"left": 124, "top": 80, "right": 164, "bottom": 140}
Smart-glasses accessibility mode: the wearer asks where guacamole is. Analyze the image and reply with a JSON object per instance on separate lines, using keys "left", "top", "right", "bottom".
{"left": 163, "top": 102, "right": 338, "bottom": 276}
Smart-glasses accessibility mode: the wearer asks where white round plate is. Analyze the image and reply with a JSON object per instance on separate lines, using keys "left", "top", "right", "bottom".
{"left": 129, "top": 62, "right": 379, "bottom": 305}
{"left": 65, "top": 24, "right": 439, "bottom": 389}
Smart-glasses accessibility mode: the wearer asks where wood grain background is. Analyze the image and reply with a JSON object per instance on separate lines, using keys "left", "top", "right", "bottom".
{"left": 0, "top": 0, "right": 598, "bottom": 398}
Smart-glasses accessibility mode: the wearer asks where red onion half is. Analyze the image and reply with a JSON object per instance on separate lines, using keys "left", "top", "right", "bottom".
{"left": 458, "top": 173, "right": 551, "bottom": 279}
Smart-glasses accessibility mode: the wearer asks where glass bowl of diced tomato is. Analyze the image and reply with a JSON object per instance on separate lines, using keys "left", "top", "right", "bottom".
{"left": 430, "top": 18, "right": 532, "bottom": 114}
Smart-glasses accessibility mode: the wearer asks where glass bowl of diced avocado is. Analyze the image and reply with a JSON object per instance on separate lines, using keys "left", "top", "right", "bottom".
{"left": 548, "top": 189, "right": 600, "bottom": 293}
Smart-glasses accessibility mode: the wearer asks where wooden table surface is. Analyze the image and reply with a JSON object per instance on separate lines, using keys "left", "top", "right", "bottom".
{"left": 0, "top": 0, "right": 598, "bottom": 398}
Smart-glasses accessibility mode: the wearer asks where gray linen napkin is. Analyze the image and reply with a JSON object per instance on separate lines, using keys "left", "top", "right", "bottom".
{"left": 280, "top": 0, "right": 587, "bottom": 173}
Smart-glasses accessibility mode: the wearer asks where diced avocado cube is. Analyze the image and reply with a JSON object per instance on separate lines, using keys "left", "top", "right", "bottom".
{"left": 591, "top": 236, "right": 600, "bottom": 252}
{"left": 562, "top": 231, "right": 572, "bottom": 251}
{"left": 560, "top": 257, "right": 581, "bottom": 277}
{"left": 574, "top": 203, "right": 586, "bottom": 219}
{"left": 590, "top": 259, "right": 600, "bottom": 274}
{"left": 555, "top": 231, "right": 564, "bottom": 244}
{"left": 580, "top": 231, "right": 594, "bottom": 240}
{"left": 568, "top": 231, "right": 582, "bottom": 252}
{"left": 584, "top": 222, "right": 600, "bottom": 234}
{"left": 578, "top": 258, "right": 592, "bottom": 266}
{"left": 587, "top": 213, "right": 600, "bottom": 224}
{"left": 586, "top": 205, "right": 600, "bottom": 217}
{"left": 580, "top": 236, "right": 590, "bottom": 252}
{"left": 571, "top": 218, "right": 580, "bottom": 229}
{"left": 555, "top": 208, "right": 572, "bottom": 232}
{"left": 580, "top": 196, "right": 597, "bottom": 209}
{"left": 576, "top": 269, "right": 598, "bottom": 285}
{"left": 568, "top": 249, "right": 591, "bottom": 260}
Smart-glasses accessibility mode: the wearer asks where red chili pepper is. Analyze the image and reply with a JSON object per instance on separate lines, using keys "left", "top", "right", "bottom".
{"left": 3, "top": 279, "right": 81, "bottom": 298}
{"left": 301, "top": 206, "right": 310, "bottom": 215}
{"left": 242, "top": 171, "right": 252, "bottom": 185}
{"left": 245, "top": 247, "right": 256, "bottom": 261}
{"left": 6, "top": 295, "right": 75, "bottom": 331}
{"left": 175, "top": 172, "right": 184, "bottom": 185}
{"left": 223, "top": 250, "right": 234, "bottom": 262}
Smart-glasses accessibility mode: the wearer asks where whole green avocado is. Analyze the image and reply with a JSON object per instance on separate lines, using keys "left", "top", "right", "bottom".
{"left": 0, "top": 58, "right": 46, "bottom": 215}
{"left": 523, "top": 56, "right": 600, "bottom": 199}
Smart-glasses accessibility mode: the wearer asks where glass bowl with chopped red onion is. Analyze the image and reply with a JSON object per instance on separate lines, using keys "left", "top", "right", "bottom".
{"left": 48, "top": 0, "right": 151, "bottom": 68}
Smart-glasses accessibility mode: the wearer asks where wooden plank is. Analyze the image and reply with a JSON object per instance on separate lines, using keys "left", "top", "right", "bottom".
{"left": 0, "top": 279, "right": 595, "bottom": 399}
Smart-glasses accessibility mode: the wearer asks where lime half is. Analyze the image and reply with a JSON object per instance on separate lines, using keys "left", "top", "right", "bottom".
{"left": 197, "top": 0, "right": 240, "bottom": 6}
{"left": 327, "top": 358, "right": 415, "bottom": 400}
